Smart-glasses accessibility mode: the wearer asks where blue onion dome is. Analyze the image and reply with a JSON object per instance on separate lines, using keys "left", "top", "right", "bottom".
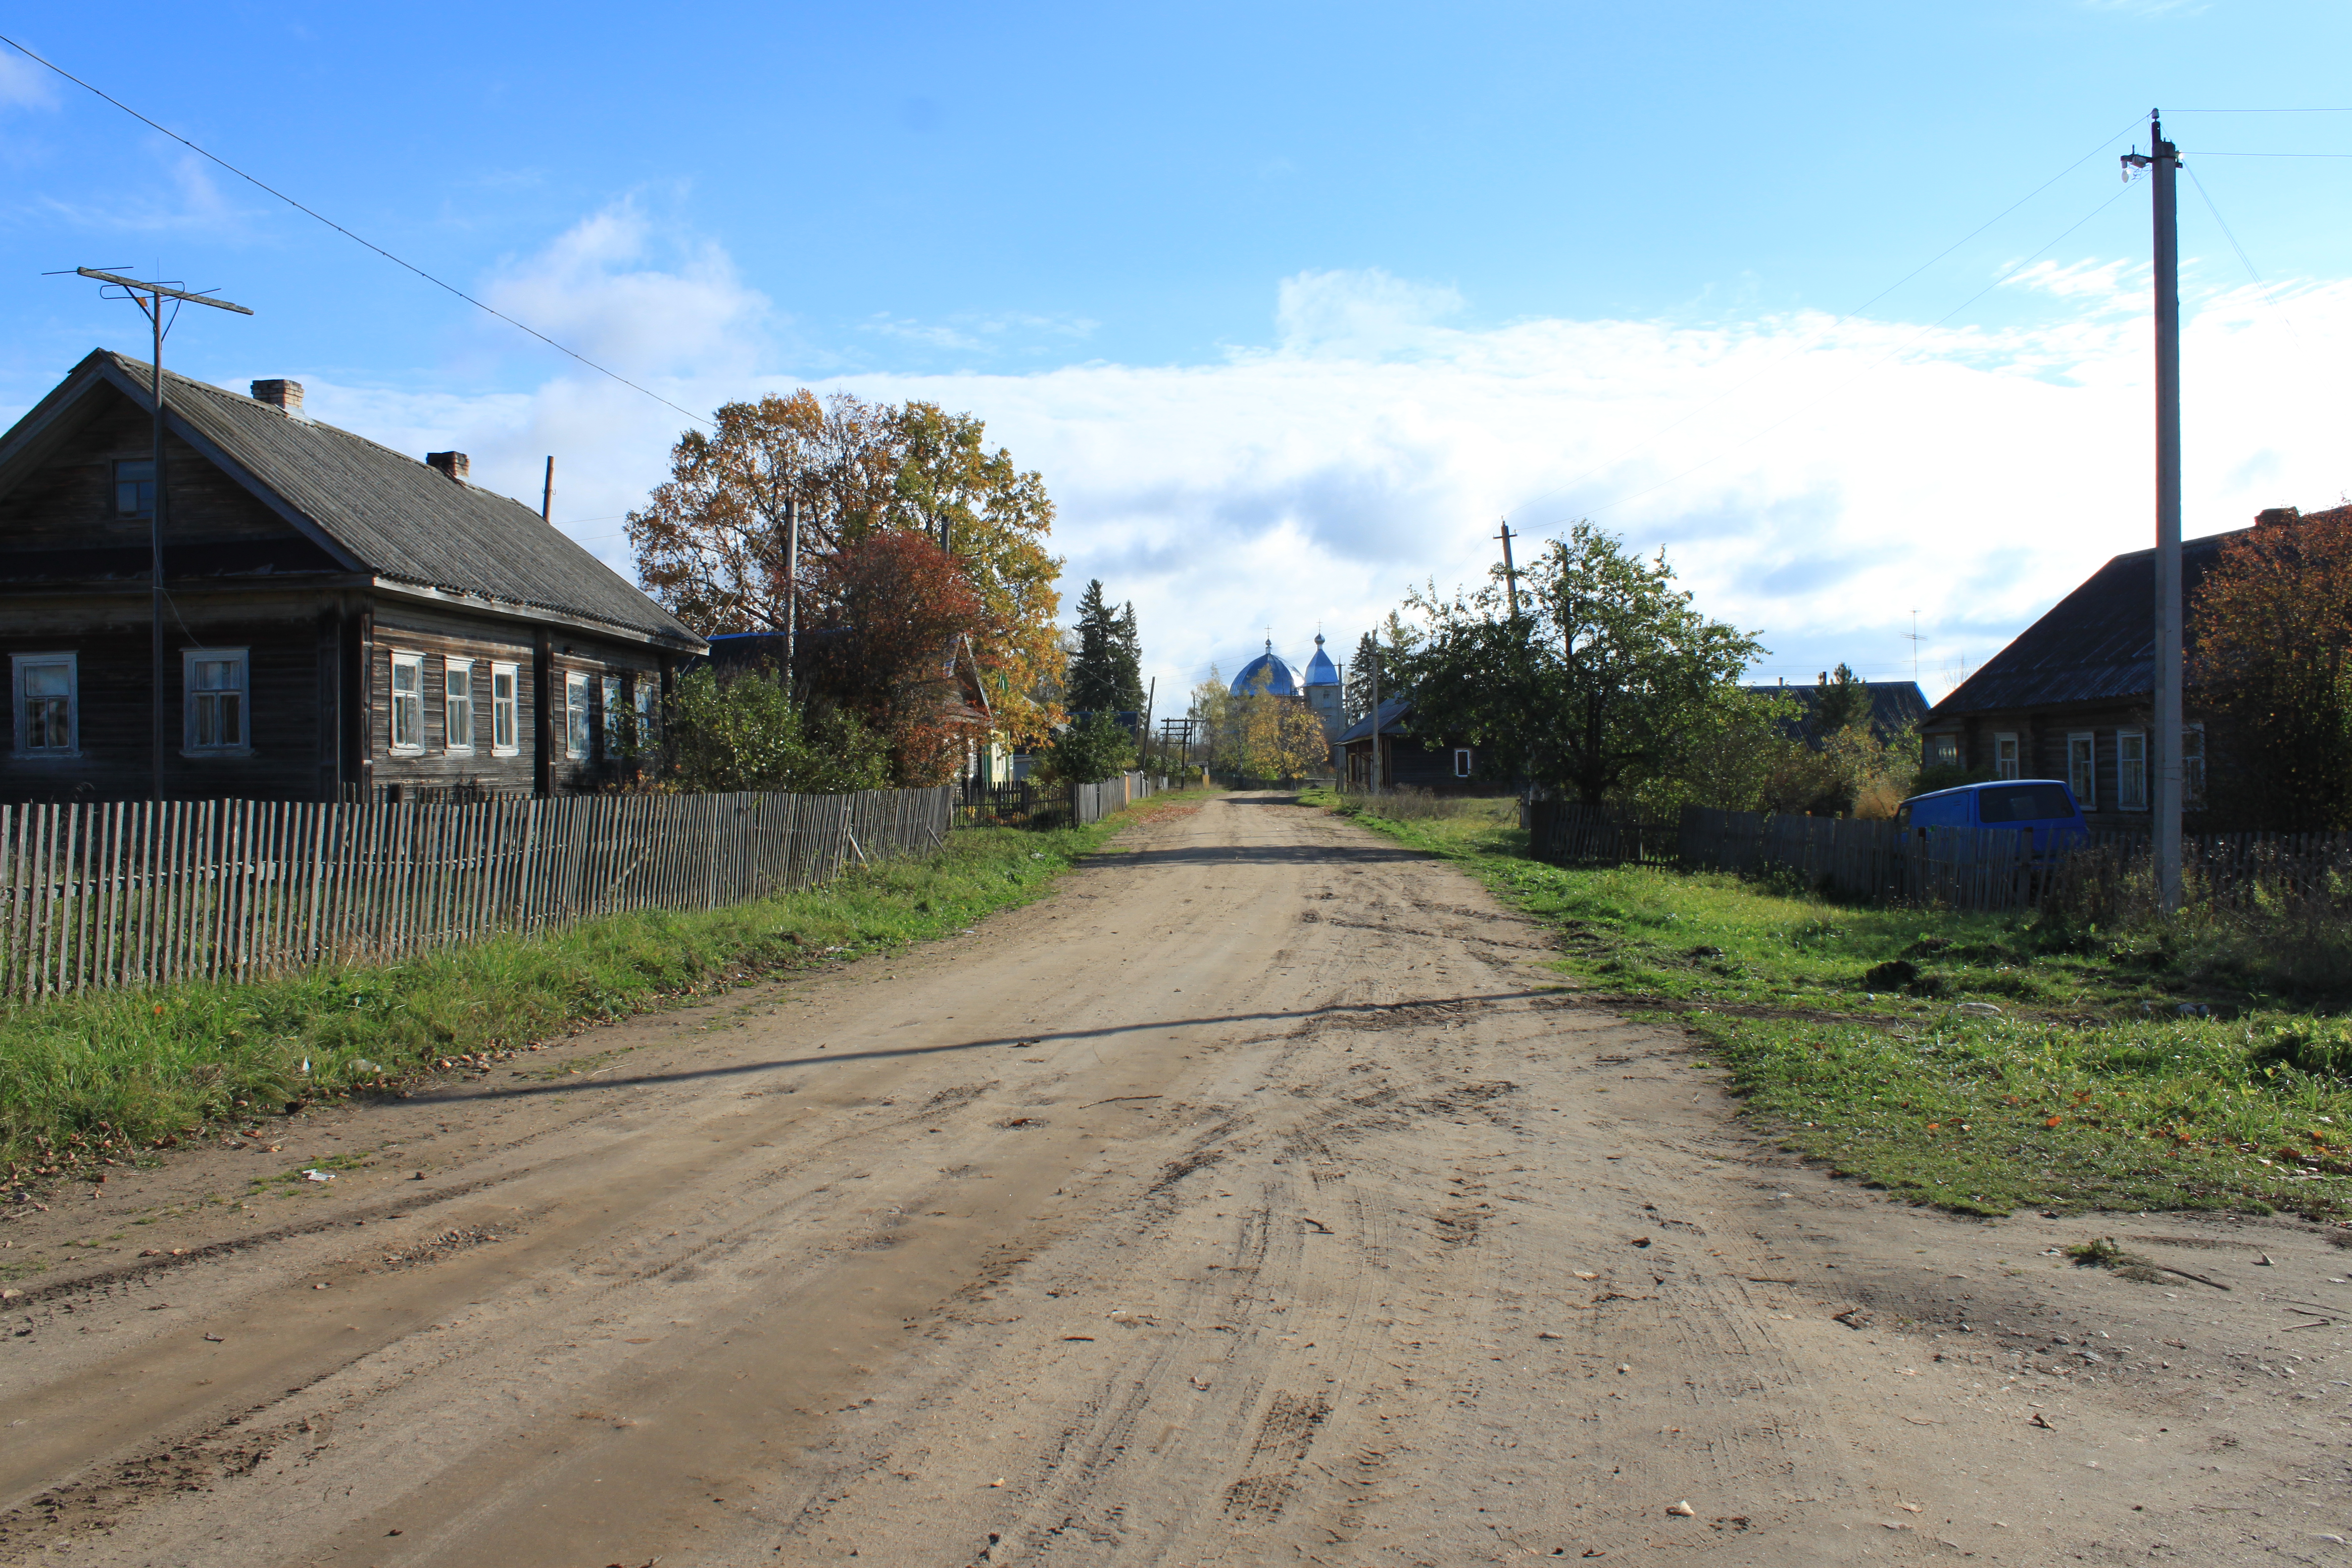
{"left": 1302, "top": 633, "right": 1340, "bottom": 688}
{"left": 1230, "top": 639, "right": 1298, "bottom": 696}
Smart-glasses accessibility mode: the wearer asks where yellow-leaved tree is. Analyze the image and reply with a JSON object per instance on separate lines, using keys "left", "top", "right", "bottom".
{"left": 627, "top": 391, "right": 1065, "bottom": 747}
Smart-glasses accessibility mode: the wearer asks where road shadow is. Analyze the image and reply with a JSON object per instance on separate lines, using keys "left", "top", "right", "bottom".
{"left": 398, "top": 989, "right": 1564, "bottom": 1108}
{"left": 1096, "top": 842, "right": 1433, "bottom": 867}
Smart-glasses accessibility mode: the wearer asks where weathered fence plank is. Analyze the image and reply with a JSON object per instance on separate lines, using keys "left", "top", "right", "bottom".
{"left": 0, "top": 784, "right": 959, "bottom": 1001}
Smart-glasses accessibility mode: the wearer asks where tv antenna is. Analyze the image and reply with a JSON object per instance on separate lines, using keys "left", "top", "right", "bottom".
{"left": 56, "top": 267, "right": 253, "bottom": 801}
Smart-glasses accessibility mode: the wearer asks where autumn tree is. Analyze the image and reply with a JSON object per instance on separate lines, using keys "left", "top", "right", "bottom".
{"left": 1400, "top": 522, "right": 1763, "bottom": 806}
{"left": 796, "top": 532, "right": 984, "bottom": 786}
{"left": 2192, "top": 508, "right": 2352, "bottom": 829}
{"left": 627, "top": 392, "right": 1064, "bottom": 746}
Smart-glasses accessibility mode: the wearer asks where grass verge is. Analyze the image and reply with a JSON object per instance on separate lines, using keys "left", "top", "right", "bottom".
{"left": 1, "top": 789, "right": 1216, "bottom": 1190}
{"left": 1303, "top": 787, "right": 2352, "bottom": 1220}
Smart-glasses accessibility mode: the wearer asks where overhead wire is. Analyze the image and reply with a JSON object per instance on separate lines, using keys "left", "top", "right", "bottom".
{"left": 1527, "top": 177, "right": 2142, "bottom": 530}
{"left": 0, "top": 31, "right": 712, "bottom": 431}
{"left": 1497, "top": 112, "right": 2153, "bottom": 529}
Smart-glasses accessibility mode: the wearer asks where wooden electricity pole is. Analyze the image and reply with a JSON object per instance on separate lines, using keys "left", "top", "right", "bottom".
{"left": 2124, "top": 115, "right": 2183, "bottom": 911}
{"left": 1496, "top": 519, "right": 1521, "bottom": 619}
{"left": 69, "top": 269, "right": 252, "bottom": 802}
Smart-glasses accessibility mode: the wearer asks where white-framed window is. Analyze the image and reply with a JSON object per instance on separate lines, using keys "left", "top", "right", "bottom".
{"left": 2183, "top": 723, "right": 2206, "bottom": 808}
{"left": 444, "top": 659, "right": 475, "bottom": 753}
{"left": 184, "top": 648, "right": 249, "bottom": 754}
{"left": 490, "top": 663, "right": 519, "bottom": 755}
{"left": 2066, "top": 732, "right": 2096, "bottom": 811}
{"left": 600, "top": 674, "right": 623, "bottom": 755}
{"left": 634, "top": 677, "right": 659, "bottom": 745}
{"left": 1452, "top": 747, "right": 1472, "bottom": 779}
{"left": 1993, "top": 732, "right": 2020, "bottom": 780}
{"left": 564, "top": 671, "right": 589, "bottom": 759}
{"left": 11, "top": 652, "right": 78, "bottom": 756}
{"left": 389, "top": 652, "right": 425, "bottom": 753}
{"left": 2117, "top": 729, "right": 2148, "bottom": 811}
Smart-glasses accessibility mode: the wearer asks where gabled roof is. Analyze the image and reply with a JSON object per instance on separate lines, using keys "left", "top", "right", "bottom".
{"left": 0, "top": 351, "right": 701, "bottom": 651}
{"left": 1742, "top": 680, "right": 1928, "bottom": 742}
{"left": 1335, "top": 695, "right": 1413, "bottom": 745}
{"left": 1925, "top": 527, "right": 2252, "bottom": 720}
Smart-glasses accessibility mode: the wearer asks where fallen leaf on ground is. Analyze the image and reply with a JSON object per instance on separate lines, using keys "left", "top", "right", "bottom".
{"left": 1665, "top": 1500, "right": 1696, "bottom": 1517}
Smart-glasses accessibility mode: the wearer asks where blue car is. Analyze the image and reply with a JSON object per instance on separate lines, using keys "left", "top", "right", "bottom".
{"left": 1895, "top": 779, "right": 2089, "bottom": 858}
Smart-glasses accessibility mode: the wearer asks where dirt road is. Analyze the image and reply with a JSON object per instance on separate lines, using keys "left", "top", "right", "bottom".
{"left": 3, "top": 793, "right": 2347, "bottom": 1566}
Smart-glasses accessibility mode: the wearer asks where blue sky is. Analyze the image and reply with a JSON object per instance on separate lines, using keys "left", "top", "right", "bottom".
{"left": 8, "top": 2, "right": 2352, "bottom": 704}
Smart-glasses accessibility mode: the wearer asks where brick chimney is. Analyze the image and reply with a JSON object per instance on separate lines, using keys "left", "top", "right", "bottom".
{"left": 250, "top": 379, "right": 304, "bottom": 417}
{"left": 2255, "top": 506, "right": 2301, "bottom": 528}
{"left": 426, "top": 451, "right": 470, "bottom": 482}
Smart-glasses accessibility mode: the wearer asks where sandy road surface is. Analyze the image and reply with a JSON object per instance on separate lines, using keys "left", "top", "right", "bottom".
{"left": 2, "top": 793, "right": 2349, "bottom": 1567}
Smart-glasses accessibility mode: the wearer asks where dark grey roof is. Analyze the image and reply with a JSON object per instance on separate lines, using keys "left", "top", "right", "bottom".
{"left": 6, "top": 351, "right": 699, "bottom": 649}
{"left": 1335, "top": 695, "right": 1412, "bottom": 745}
{"left": 1742, "top": 680, "right": 1928, "bottom": 743}
{"left": 1923, "top": 530, "right": 2242, "bottom": 721}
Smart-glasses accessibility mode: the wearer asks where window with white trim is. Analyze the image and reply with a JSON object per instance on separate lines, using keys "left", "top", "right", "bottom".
{"left": 2117, "top": 729, "right": 2148, "bottom": 811}
{"left": 184, "top": 648, "right": 249, "bottom": 753}
{"left": 1925, "top": 733, "right": 1960, "bottom": 769}
{"left": 1993, "top": 732, "right": 2020, "bottom": 781}
{"left": 490, "top": 663, "right": 519, "bottom": 755}
{"left": 389, "top": 652, "right": 425, "bottom": 752}
{"left": 1453, "top": 747, "right": 1472, "bottom": 779}
{"left": 444, "top": 659, "right": 475, "bottom": 752}
{"left": 600, "top": 674, "right": 623, "bottom": 755}
{"left": 635, "top": 677, "right": 659, "bottom": 745}
{"left": 2182, "top": 723, "right": 2206, "bottom": 808}
{"left": 2066, "top": 732, "right": 2096, "bottom": 811}
{"left": 11, "top": 652, "right": 78, "bottom": 756}
{"left": 564, "top": 671, "right": 590, "bottom": 759}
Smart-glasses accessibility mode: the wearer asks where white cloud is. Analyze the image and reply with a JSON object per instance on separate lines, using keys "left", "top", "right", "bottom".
{"left": 243, "top": 236, "right": 2352, "bottom": 708}
{"left": 0, "top": 48, "right": 58, "bottom": 112}
{"left": 477, "top": 199, "right": 767, "bottom": 382}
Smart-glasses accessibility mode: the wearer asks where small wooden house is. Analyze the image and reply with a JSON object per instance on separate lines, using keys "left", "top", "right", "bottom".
{"left": 1916, "top": 508, "right": 2343, "bottom": 830}
{"left": 0, "top": 350, "right": 705, "bottom": 803}
{"left": 1335, "top": 696, "right": 1476, "bottom": 791}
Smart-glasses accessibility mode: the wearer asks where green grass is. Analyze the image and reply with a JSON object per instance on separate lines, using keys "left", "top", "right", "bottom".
{"left": 0, "top": 789, "right": 1215, "bottom": 1189}
{"left": 1305, "top": 788, "right": 2352, "bottom": 1219}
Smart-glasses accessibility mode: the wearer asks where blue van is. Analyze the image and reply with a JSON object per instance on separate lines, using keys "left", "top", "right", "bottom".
{"left": 1895, "top": 779, "right": 2089, "bottom": 858}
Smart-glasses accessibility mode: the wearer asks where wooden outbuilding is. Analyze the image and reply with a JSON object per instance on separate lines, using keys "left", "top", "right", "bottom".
{"left": 0, "top": 350, "right": 704, "bottom": 803}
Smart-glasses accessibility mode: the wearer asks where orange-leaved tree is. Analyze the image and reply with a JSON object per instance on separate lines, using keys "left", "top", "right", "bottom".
{"left": 797, "top": 532, "right": 984, "bottom": 787}
{"left": 2191, "top": 505, "right": 2352, "bottom": 829}
{"left": 626, "top": 392, "right": 1063, "bottom": 748}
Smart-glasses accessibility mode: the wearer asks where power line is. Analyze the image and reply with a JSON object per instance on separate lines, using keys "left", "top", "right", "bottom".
{"left": 2187, "top": 150, "right": 2352, "bottom": 158}
{"left": 1498, "top": 112, "right": 2150, "bottom": 529}
{"left": 0, "top": 32, "right": 711, "bottom": 430}
{"left": 1547, "top": 179, "right": 2140, "bottom": 528}
{"left": 2172, "top": 107, "right": 2352, "bottom": 114}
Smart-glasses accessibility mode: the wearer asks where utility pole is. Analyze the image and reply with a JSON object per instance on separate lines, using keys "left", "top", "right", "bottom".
{"left": 1139, "top": 677, "right": 1156, "bottom": 773}
{"left": 1366, "top": 645, "right": 1382, "bottom": 795}
{"left": 1496, "top": 519, "right": 1521, "bottom": 619}
{"left": 2124, "top": 114, "right": 2184, "bottom": 912}
{"left": 66, "top": 268, "right": 252, "bottom": 803}
{"left": 540, "top": 456, "right": 555, "bottom": 522}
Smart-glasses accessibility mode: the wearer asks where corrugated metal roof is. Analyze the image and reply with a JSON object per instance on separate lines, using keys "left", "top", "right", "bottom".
{"left": 46, "top": 352, "right": 700, "bottom": 649}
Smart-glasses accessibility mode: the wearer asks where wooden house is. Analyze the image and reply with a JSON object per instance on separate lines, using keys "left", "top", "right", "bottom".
{"left": 1335, "top": 696, "right": 1477, "bottom": 791}
{"left": 1917, "top": 507, "right": 2343, "bottom": 830}
{"left": 0, "top": 350, "right": 705, "bottom": 803}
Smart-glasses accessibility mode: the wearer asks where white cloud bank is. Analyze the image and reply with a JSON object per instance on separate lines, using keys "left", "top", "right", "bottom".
{"left": 286, "top": 206, "right": 2352, "bottom": 706}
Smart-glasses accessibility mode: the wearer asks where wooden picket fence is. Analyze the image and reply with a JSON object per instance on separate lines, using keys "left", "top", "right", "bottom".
{"left": 0, "top": 786, "right": 953, "bottom": 1000}
{"left": 1676, "top": 806, "right": 2043, "bottom": 910}
{"left": 1523, "top": 801, "right": 1682, "bottom": 869}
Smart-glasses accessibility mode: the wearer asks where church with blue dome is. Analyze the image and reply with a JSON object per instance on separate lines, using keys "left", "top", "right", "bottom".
{"left": 1229, "top": 634, "right": 1347, "bottom": 760}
